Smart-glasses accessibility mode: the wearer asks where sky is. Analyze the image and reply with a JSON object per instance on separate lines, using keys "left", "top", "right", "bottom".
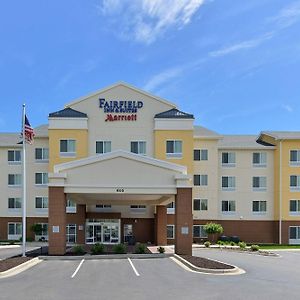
{"left": 0, "top": 0, "right": 300, "bottom": 134}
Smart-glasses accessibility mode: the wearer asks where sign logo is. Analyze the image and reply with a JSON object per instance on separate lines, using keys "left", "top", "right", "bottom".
{"left": 99, "top": 98, "right": 144, "bottom": 122}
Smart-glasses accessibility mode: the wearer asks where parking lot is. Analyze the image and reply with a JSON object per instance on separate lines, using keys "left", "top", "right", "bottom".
{"left": 0, "top": 249, "right": 300, "bottom": 300}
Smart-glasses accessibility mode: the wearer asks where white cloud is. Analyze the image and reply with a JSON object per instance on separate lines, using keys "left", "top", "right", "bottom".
{"left": 97, "top": 0, "right": 204, "bottom": 44}
{"left": 282, "top": 104, "right": 293, "bottom": 113}
{"left": 269, "top": 1, "right": 300, "bottom": 29}
{"left": 209, "top": 32, "right": 274, "bottom": 57}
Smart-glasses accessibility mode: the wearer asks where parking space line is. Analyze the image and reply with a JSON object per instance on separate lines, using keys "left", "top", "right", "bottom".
{"left": 71, "top": 259, "right": 85, "bottom": 278}
{"left": 127, "top": 258, "right": 140, "bottom": 276}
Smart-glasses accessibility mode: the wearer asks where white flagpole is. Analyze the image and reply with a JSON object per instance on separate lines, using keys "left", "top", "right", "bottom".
{"left": 22, "top": 104, "right": 26, "bottom": 257}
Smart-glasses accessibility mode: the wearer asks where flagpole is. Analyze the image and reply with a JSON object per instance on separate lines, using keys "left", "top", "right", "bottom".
{"left": 22, "top": 104, "right": 26, "bottom": 257}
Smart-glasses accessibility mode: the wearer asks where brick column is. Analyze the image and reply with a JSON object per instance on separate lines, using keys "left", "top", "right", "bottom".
{"left": 155, "top": 205, "right": 167, "bottom": 246}
{"left": 76, "top": 204, "right": 86, "bottom": 244}
{"left": 48, "top": 187, "right": 66, "bottom": 255}
{"left": 175, "top": 188, "right": 193, "bottom": 255}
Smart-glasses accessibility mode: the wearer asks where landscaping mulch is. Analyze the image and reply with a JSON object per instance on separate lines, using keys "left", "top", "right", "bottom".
{"left": 0, "top": 257, "right": 32, "bottom": 272}
{"left": 181, "top": 255, "right": 234, "bottom": 270}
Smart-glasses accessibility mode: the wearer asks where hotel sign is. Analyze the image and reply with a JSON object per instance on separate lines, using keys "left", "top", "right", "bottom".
{"left": 99, "top": 98, "right": 144, "bottom": 122}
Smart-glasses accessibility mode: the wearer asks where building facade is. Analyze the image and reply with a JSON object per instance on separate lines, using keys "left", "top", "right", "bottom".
{"left": 0, "top": 82, "right": 300, "bottom": 253}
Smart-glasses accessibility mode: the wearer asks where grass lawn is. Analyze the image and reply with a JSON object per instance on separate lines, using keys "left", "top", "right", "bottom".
{"left": 258, "top": 244, "right": 300, "bottom": 249}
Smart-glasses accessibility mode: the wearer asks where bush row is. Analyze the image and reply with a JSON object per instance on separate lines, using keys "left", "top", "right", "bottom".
{"left": 204, "top": 240, "right": 259, "bottom": 251}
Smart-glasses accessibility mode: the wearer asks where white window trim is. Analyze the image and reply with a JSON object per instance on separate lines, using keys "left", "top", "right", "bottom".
{"left": 221, "top": 152, "right": 236, "bottom": 167}
{"left": 8, "top": 222, "right": 22, "bottom": 240}
{"left": 166, "top": 140, "right": 183, "bottom": 159}
{"left": 35, "top": 173, "right": 48, "bottom": 186}
{"left": 131, "top": 141, "right": 147, "bottom": 155}
{"left": 221, "top": 200, "right": 236, "bottom": 214}
{"left": 66, "top": 199, "right": 77, "bottom": 213}
{"left": 167, "top": 202, "right": 175, "bottom": 214}
{"left": 35, "top": 148, "right": 49, "bottom": 162}
{"left": 290, "top": 175, "right": 300, "bottom": 191}
{"left": 193, "top": 199, "right": 208, "bottom": 211}
{"left": 66, "top": 224, "right": 77, "bottom": 244}
{"left": 221, "top": 176, "right": 236, "bottom": 191}
{"left": 289, "top": 200, "right": 300, "bottom": 216}
{"left": 8, "top": 150, "right": 21, "bottom": 165}
{"left": 8, "top": 174, "right": 22, "bottom": 187}
{"left": 252, "top": 152, "right": 267, "bottom": 168}
{"left": 290, "top": 150, "right": 300, "bottom": 167}
{"left": 35, "top": 196, "right": 48, "bottom": 212}
{"left": 289, "top": 226, "right": 300, "bottom": 244}
{"left": 96, "top": 141, "right": 112, "bottom": 154}
{"left": 167, "top": 224, "right": 175, "bottom": 239}
{"left": 130, "top": 205, "right": 147, "bottom": 214}
{"left": 8, "top": 197, "right": 22, "bottom": 210}
{"left": 60, "top": 139, "right": 76, "bottom": 157}
{"left": 193, "top": 225, "right": 208, "bottom": 238}
{"left": 252, "top": 200, "right": 267, "bottom": 214}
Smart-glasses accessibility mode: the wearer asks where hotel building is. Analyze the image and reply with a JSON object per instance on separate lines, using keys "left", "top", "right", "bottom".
{"left": 0, "top": 82, "right": 299, "bottom": 255}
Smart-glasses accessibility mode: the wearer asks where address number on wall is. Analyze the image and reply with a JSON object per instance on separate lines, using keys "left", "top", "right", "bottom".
{"left": 116, "top": 188, "right": 125, "bottom": 193}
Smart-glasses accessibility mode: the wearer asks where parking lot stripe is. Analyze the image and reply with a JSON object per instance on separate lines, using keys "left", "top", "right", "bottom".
{"left": 127, "top": 258, "right": 140, "bottom": 276}
{"left": 71, "top": 259, "right": 85, "bottom": 278}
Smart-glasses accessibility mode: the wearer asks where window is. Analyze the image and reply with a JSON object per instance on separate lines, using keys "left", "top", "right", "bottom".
{"left": 8, "top": 222, "right": 22, "bottom": 240}
{"left": 193, "top": 225, "right": 208, "bottom": 238}
{"left": 124, "top": 224, "right": 133, "bottom": 243}
{"left": 166, "top": 140, "right": 182, "bottom": 158}
{"left": 289, "top": 226, "right": 300, "bottom": 242}
{"left": 194, "top": 149, "right": 208, "bottom": 161}
{"left": 8, "top": 198, "right": 22, "bottom": 209}
{"left": 66, "top": 199, "right": 76, "bottom": 213}
{"left": 167, "top": 202, "right": 175, "bottom": 214}
{"left": 253, "top": 152, "right": 267, "bottom": 167}
{"left": 35, "top": 197, "right": 48, "bottom": 209}
{"left": 96, "top": 204, "right": 112, "bottom": 209}
{"left": 222, "top": 152, "right": 236, "bottom": 166}
{"left": 60, "top": 139, "right": 76, "bottom": 157}
{"left": 8, "top": 150, "right": 21, "bottom": 163}
{"left": 35, "top": 223, "right": 48, "bottom": 239}
{"left": 221, "top": 200, "right": 236, "bottom": 213}
{"left": 35, "top": 173, "right": 48, "bottom": 185}
{"left": 194, "top": 175, "right": 208, "bottom": 186}
{"left": 96, "top": 141, "right": 111, "bottom": 154}
{"left": 222, "top": 176, "right": 236, "bottom": 190}
{"left": 167, "top": 225, "right": 175, "bottom": 239}
{"left": 290, "top": 175, "right": 300, "bottom": 190}
{"left": 290, "top": 200, "right": 300, "bottom": 214}
{"left": 131, "top": 141, "right": 146, "bottom": 155}
{"left": 290, "top": 150, "right": 300, "bottom": 166}
{"left": 252, "top": 176, "right": 267, "bottom": 191}
{"left": 130, "top": 205, "right": 146, "bottom": 213}
{"left": 193, "top": 199, "right": 208, "bottom": 211}
{"left": 35, "top": 148, "right": 49, "bottom": 161}
{"left": 8, "top": 174, "right": 21, "bottom": 186}
{"left": 252, "top": 201, "right": 267, "bottom": 213}
{"left": 66, "top": 224, "right": 76, "bottom": 243}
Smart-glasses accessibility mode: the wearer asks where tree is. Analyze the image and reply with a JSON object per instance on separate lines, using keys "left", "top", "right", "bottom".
{"left": 31, "top": 224, "right": 43, "bottom": 236}
{"left": 204, "top": 223, "right": 223, "bottom": 243}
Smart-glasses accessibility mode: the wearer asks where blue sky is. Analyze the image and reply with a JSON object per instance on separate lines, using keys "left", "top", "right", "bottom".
{"left": 0, "top": 0, "right": 300, "bottom": 134}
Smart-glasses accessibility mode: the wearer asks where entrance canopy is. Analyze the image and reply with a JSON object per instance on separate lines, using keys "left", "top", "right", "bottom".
{"left": 49, "top": 150, "right": 191, "bottom": 205}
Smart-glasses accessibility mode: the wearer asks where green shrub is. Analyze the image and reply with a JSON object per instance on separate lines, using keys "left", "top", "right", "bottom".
{"left": 9, "top": 240, "right": 15, "bottom": 245}
{"left": 217, "top": 240, "right": 224, "bottom": 245}
{"left": 73, "top": 245, "right": 85, "bottom": 255}
{"left": 31, "top": 224, "right": 43, "bottom": 236}
{"left": 91, "top": 243, "right": 105, "bottom": 255}
{"left": 113, "top": 243, "right": 127, "bottom": 254}
{"left": 230, "top": 241, "right": 236, "bottom": 246}
{"left": 251, "top": 244, "right": 259, "bottom": 251}
{"left": 238, "top": 242, "right": 247, "bottom": 249}
{"left": 135, "top": 243, "right": 147, "bottom": 254}
{"left": 157, "top": 246, "right": 165, "bottom": 253}
{"left": 204, "top": 223, "right": 224, "bottom": 243}
{"left": 204, "top": 241, "right": 211, "bottom": 248}
{"left": 26, "top": 237, "right": 34, "bottom": 242}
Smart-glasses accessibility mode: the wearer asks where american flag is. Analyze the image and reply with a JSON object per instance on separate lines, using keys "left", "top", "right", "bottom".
{"left": 23, "top": 114, "right": 34, "bottom": 144}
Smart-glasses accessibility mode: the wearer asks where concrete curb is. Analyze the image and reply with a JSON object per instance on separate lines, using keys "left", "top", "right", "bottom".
{"left": 0, "top": 257, "right": 41, "bottom": 279}
{"left": 172, "top": 254, "right": 245, "bottom": 275}
{"left": 40, "top": 253, "right": 173, "bottom": 260}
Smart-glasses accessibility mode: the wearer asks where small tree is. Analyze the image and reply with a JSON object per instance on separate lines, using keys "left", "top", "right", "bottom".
{"left": 31, "top": 224, "right": 43, "bottom": 236}
{"left": 204, "top": 223, "right": 223, "bottom": 243}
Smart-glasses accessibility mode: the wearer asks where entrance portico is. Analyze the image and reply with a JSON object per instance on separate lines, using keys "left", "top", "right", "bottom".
{"left": 48, "top": 150, "right": 192, "bottom": 255}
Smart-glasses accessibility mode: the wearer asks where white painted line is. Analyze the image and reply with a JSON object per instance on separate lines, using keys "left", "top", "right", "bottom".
{"left": 71, "top": 259, "right": 84, "bottom": 278}
{"left": 128, "top": 258, "right": 140, "bottom": 276}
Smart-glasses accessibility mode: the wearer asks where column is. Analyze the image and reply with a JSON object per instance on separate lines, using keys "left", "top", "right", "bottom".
{"left": 175, "top": 188, "right": 193, "bottom": 255}
{"left": 76, "top": 204, "right": 86, "bottom": 244}
{"left": 155, "top": 205, "right": 167, "bottom": 246}
{"left": 48, "top": 187, "right": 67, "bottom": 255}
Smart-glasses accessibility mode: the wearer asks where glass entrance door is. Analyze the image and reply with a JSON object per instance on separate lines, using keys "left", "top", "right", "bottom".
{"left": 85, "top": 219, "right": 120, "bottom": 244}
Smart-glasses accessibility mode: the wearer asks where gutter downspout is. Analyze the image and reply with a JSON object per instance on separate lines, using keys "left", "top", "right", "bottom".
{"left": 279, "top": 140, "right": 282, "bottom": 245}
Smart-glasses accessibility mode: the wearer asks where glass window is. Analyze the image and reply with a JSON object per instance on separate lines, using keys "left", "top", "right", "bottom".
{"left": 35, "top": 148, "right": 49, "bottom": 160}
{"left": 193, "top": 225, "right": 208, "bottom": 238}
{"left": 252, "top": 176, "right": 267, "bottom": 190}
{"left": 290, "top": 150, "right": 300, "bottom": 165}
{"left": 194, "top": 175, "right": 208, "bottom": 186}
{"left": 130, "top": 205, "right": 146, "bottom": 213}
{"left": 96, "top": 141, "right": 111, "bottom": 154}
{"left": 96, "top": 204, "right": 112, "bottom": 209}
{"left": 194, "top": 149, "right": 208, "bottom": 161}
{"left": 290, "top": 175, "right": 300, "bottom": 189}
{"left": 8, "top": 174, "right": 22, "bottom": 186}
{"left": 124, "top": 224, "right": 133, "bottom": 243}
{"left": 166, "top": 140, "right": 182, "bottom": 158}
{"left": 35, "top": 197, "right": 48, "bottom": 209}
{"left": 167, "top": 225, "right": 174, "bottom": 239}
{"left": 131, "top": 141, "right": 146, "bottom": 155}
{"left": 222, "top": 152, "right": 236, "bottom": 166}
{"left": 66, "top": 224, "right": 76, "bottom": 243}
{"left": 8, "top": 150, "right": 21, "bottom": 163}
{"left": 66, "top": 199, "right": 77, "bottom": 213}
{"left": 289, "top": 226, "right": 300, "bottom": 240}
{"left": 167, "top": 202, "right": 175, "bottom": 214}
{"left": 35, "top": 173, "right": 48, "bottom": 185}
{"left": 222, "top": 176, "right": 236, "bottom": 190}
{"left": 193, "top": 199, "right": 208, "bottom": 211}
{"left": 290, "top": 200, "right": 300, "bottom": 213}
{"left": 8, "top": 223, "right": 22, "bottom": 236}
{"left": 60, "top": 139, "right": 76, "bottom": 156}
{"left": 221, "top": 200, "right": 236, "bottom": 212}
{"left": 252, "top": 200, "right": 267, "bottom": 213}
{"left": 8, "top": 198, "right": 22, "bottom": 209}
{"left": 253, "top": 152, "right": 267, "bottom": 166}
